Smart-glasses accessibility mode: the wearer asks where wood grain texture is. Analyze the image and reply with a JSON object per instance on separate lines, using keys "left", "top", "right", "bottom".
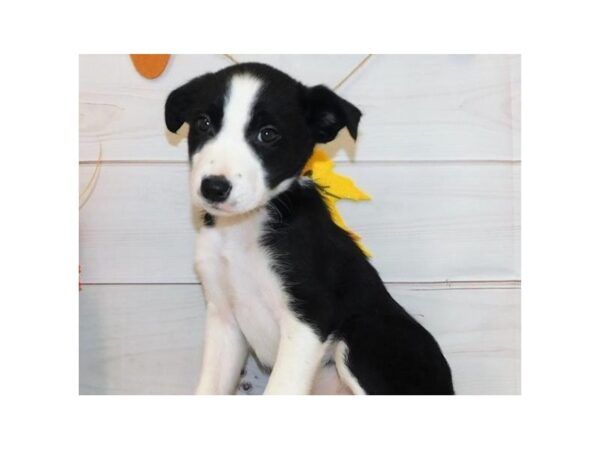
{"left": 79, "top": 54, "right": 520, "bottom": 162}
{"left": 79, "top": 162, "right": 520, "bottom": 284}
{"left": 79, "top": 284, "right": 520, "bottom": 395}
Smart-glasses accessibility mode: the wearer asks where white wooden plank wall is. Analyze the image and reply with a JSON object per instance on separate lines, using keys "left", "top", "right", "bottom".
{"left": 79, "top": 54, "right": 521, "bottom": 394}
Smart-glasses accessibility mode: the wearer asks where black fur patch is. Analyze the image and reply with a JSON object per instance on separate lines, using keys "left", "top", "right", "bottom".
{"left": 263, "top": 180, "right": 454, "bottom": 394}
{"left": 203, "top": 212, "right": 215, "bottom": 227}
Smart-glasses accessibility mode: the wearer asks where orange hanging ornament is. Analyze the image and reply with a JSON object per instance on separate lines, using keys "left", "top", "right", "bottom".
{"left": 130, "top": 54, "right": 171, "bottom": 79}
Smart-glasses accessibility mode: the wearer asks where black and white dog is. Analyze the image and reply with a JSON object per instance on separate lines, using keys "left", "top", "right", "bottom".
{"left": 165, "top": 63, "right": 454, "bottom": 395}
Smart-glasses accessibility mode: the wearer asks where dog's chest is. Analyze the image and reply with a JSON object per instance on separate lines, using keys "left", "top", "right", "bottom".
{"left": 195, "top": 211, "right": 288, "bottom": 367}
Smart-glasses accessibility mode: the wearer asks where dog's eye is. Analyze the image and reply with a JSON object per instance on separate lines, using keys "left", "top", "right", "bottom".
{"left": 196, "top": 114, "right": 212, "bottom": 132}
{"left": 257, "top": 126, "right": 280, "bottom": 144}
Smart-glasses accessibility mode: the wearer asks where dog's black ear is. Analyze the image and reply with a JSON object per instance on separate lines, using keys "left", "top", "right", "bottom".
{"left": 303, "top": 85, "right": 362, "bottom": 142}
{"left": 165, "top": 83, "right": 192, "bottom": 133}
{"left": 165, "top": 74, "right": 211, "bottom": 133}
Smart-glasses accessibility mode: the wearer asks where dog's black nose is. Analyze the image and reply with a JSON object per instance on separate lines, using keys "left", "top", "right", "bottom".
{"left": 200, "top": 176, "right": 232, "bottom": 203}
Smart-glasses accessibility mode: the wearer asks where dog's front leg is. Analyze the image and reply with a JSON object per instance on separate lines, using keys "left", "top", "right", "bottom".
{"left": 195, "top": 302, "right": 248, "bottom": 395}
{"left": 264, "top": 315, "right": 326, "bottom": 395}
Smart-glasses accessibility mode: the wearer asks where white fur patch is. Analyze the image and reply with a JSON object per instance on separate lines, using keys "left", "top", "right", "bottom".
{"left": 335, "top": 341, "right": 366, "bottom": 395}
{"left": 263, "top": 314, "right": 328, "bottom": 394}
{"left": 195, "top": 209, "right": 288, "bottom": 368}
{"left": 311, "top": 364, "right": 353, "bottom": 395}
{"left": 190, "top": 75, "right": 275, "bottom": 216}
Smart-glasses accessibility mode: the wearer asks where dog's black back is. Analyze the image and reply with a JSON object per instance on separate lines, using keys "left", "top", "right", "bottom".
{"left": 266, "top": 180, "right": 454, "bottom": 394}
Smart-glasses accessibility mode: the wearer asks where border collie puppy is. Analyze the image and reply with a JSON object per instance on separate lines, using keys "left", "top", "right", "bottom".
{"left": 165, "top": 63, "right": 454, "bottom": 395}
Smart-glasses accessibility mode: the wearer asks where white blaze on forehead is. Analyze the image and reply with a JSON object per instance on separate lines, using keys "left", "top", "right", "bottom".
{"left": 221, "top": 74, "right": 263, "bottom": 137}
{"left": 190, "top": 74, "right": 269, "bottom": 216}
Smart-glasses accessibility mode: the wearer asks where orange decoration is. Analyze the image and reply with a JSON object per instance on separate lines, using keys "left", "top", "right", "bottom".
{"left": 130, "top": 54, "right": 171, "bottom": 79}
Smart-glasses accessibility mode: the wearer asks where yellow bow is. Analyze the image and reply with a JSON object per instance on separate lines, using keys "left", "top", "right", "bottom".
{"left": 302, "top": 148, "right": 372, "bottom": 257}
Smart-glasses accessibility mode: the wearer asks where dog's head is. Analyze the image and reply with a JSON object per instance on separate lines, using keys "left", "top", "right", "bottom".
{"left": 165, "top": 63, "right": 361, "bottom": 216}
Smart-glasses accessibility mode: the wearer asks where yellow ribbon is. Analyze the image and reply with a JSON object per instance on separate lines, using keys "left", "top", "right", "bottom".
{"left": 303, "top": 148, "right": 372, "bottom": 256}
